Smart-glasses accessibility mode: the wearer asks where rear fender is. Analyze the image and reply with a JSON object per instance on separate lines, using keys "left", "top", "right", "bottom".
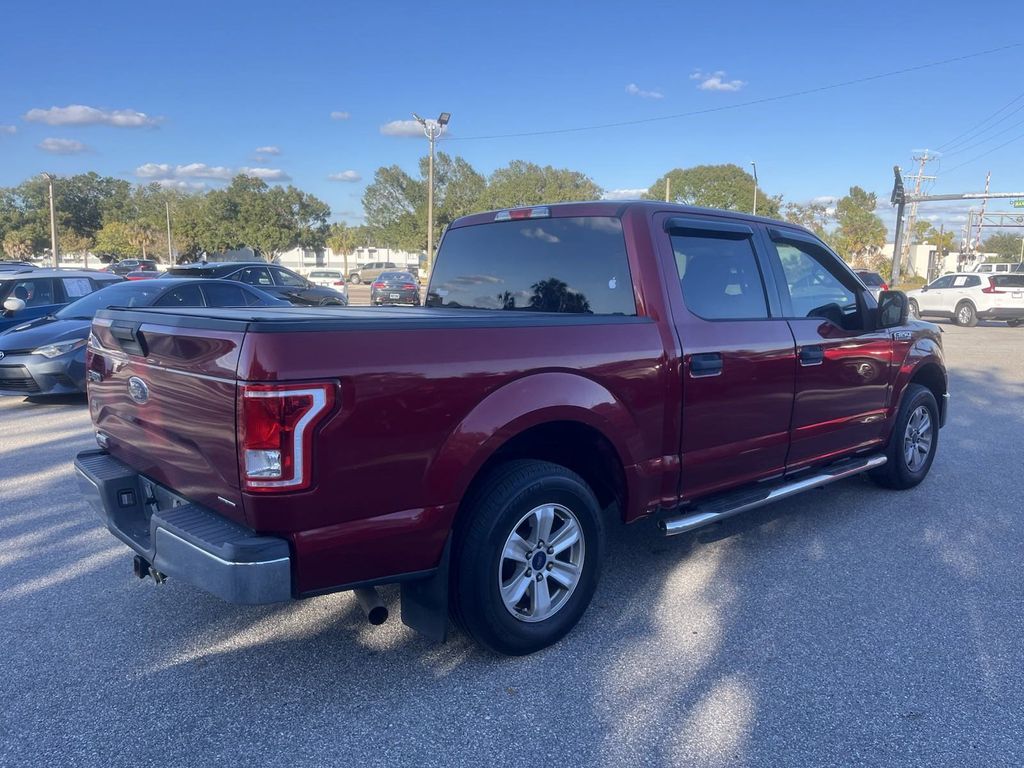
{"left": 426, "top": 371, "right": 640, "bottom": 514}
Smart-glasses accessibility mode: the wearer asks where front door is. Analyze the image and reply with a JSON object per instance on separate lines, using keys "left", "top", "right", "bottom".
{"left": 916, "top": 275, "right": 955, "bottom": 316}
{"left": 658, "top": 214, "right": 797, "bottom": 501}
{"left": 763, "top": 228, "right": 892, "bottom": 470}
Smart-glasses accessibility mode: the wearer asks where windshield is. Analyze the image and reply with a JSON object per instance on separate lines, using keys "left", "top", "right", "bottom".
{"left": 55, "top": 281, "right": 167, "bottom": 319}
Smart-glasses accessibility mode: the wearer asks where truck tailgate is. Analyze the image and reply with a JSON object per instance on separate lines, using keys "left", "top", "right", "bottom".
{"left": 87, "top": 311, "right": 246, "bottom": 521}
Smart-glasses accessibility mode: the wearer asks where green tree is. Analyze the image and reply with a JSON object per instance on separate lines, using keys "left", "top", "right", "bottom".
{"left": 911, "top": 220, "right": 931, "bottom": 245}
{"left": 982, "top": 231, "right": 1024, "bottom": 261}
{"left": 923, "top": 226, "right": 956, "bottom": 255}
{"left": 644, "top": 164, "right": 780, "bottom": 217}
{"left": 782, "top": 201, "right": 834, "bottom": 242}
{"left": 833, "top": 186, "right": 886, "bottom": 268}
{"left": 479, "top": 160, "right": 601, "bottom": 210}
{"left": 94, "top": 221, "right": 137, "bottom": 258}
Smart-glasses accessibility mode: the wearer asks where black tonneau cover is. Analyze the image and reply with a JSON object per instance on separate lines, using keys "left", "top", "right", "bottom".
{"left": 94, "top": 306, "right": 652, "bottom": 333}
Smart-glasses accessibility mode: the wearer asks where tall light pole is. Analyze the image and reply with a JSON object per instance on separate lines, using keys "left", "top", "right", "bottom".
{"left": 165, "top": 201, "right": 175, "bottom": 264}
{"left": 750, "top": 161, "right": 758, "bottom": 216}
{"left": 41, "top": 172, "right": 59, "bottom": 267}
{"left": 413, "top": 111, "right": 450, "bottom": 279}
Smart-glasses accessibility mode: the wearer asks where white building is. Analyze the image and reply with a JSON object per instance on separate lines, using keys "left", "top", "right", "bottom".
{"left": 276, "top": 246, "right": 423, "bottom": 276}
{"left": 878, "top": 244, "right": 997, "bottom": 281}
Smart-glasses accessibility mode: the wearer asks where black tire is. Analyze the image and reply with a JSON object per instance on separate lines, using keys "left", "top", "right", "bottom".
{"left": 451, "top": 460, "right": 604, "bottom": 656}
{"left": 869, "top": 383, "right": 939, "bottom": 490}
{"left": 954, "top": 300, "right": 978, "bottom": 327}
{"left": 350, "top": 274, "right": 361, "bottom": 285}
{"left": 908, "top": 299, "right": 920, "bottom": 320}
{"left": 1007, "top": 319, "right": 1020, "bottom": 327}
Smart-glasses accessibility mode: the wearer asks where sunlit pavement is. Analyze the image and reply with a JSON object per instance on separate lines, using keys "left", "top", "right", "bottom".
{"left": 1, "top": 323, "right": 1022, "bottom": 767}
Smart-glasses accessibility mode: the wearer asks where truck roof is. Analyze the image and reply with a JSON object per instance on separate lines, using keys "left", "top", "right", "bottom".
{"left": 449, "top": 200, "right": 812, "bottom": 234}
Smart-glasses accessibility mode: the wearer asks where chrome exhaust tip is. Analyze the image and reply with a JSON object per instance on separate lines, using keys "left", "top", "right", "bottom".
{"left": 354, "top": 587, "right": 389, "bottom": 625}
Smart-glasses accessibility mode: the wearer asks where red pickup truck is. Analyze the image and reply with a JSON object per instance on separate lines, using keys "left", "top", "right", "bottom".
{"left": 75, "top": 202, "right": 948, "bottom": 655}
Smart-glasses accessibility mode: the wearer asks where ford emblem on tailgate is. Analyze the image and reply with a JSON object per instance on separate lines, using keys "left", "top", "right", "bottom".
{"left": 127, "top": 376, "right": 149, "bottom": 404}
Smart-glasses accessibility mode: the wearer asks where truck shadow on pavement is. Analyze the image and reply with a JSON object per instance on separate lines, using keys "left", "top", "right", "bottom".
{"left": 1, "top": 361, "right": 1022, "bottom": 766}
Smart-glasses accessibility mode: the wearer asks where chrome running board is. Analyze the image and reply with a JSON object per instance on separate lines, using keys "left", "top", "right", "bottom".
{"left": 659, "top": 453, "right": 887, "bottom": 536}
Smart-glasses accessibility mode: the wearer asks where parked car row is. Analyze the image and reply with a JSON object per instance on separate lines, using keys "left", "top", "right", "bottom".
{"left": 0, "top": 279, "right": 286, "bottom": 396}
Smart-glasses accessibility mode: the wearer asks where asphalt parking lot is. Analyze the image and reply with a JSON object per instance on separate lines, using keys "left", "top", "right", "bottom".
{"left": 1, "top": 322, "right": 1022, "bottom": 767}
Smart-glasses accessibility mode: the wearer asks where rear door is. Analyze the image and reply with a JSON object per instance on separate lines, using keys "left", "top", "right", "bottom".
{"left": 658, "top": 214, "right": 797, "bottom": 500}
{"left": 87, "top": 311, "right": 248, "bottom": 520}
{"left": 762, "top": 227, "right": 892, "bottom": 470}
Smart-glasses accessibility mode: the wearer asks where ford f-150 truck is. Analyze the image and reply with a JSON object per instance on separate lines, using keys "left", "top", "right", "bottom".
{"left": 75, "top": 201, "right": 948, "bottom": 655}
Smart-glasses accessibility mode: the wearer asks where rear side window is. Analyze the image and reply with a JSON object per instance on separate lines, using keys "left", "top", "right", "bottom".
{"left": 233, "top": 266, "right": 273, "bottom": 286}
{"left": 671, "top": 233, "right": 768, "bottom": 320}
{"left": 428, "top": 217, "right": 635, "bottom": 315}
{"left": 154, "top": 284, "right": 205, "bottom": 307}
{"left": 201, "top": 282, "right": 250, "bottom": 306}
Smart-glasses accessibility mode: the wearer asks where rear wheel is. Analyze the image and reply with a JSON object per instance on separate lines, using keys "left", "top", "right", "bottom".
{"left": 1007, "top": 319, "right": 1020, "bottom": 327}
{"left": 908, "top": 299, "right": 920, "bottom": 320}
{"left": 954, "top": 300, "right": 978, "bottom": 327}
{"left": 869, "top": 383, "right": 939, "bottom": 490}
{"left": 451, "top": 460, "right": 604, "bottom": 656}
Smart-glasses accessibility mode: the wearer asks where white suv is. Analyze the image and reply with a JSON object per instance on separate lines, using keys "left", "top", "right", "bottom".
{"left": 907, "top": 272, "right": 1024, "bottom": 326}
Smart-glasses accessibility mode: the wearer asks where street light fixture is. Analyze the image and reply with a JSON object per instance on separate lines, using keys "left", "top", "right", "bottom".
{"left": 41, "top": 172, "right": 59, "bottom": 268}
{"left": 750, "top": 161, "right": 758, "bottom": 216}
{"left": 413, "top": 111, "right": 450, "bottom": 279}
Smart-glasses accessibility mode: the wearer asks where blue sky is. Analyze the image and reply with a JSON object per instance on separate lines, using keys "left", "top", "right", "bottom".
{"left": 2, "top": 0, "right": 1023, "bottom": 235}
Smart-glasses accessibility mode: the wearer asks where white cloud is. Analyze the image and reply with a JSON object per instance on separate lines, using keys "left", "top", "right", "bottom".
{"left": 602, "top": 188, "right": 647, "bottom": 200}
{"left": 690, "top": 70, "right": 746, "bottom": 92}
{"left": 330, "top": 111, "right": 351, "bottom": 121}
{"left": 25, "top": 104, "right": 161, "bottom": 127}
{"left": 811, "top": 195, "right": 838, "bottom": 205}
{"left": 0, "top": 124, "right": 16, "bottom": 135}
{"left": 328, "top": 170, "right": 362, "bottom": 182}
{"left": 239, "top": 167, "right": 291, "bottom": 181}
{"left": 254, "top": 145, "right": 281, "bottom": 155}
{"left": 136, "top": 162, "right": 233, "bottom": 181}
{"left": 38, "top": 137, "right": 90, "bottom": 154}
{"left": 625, "top": 83, "right": 663, "bottom": 100}
{"left": 380, "top": 119, "right": 425, "bottom": 137}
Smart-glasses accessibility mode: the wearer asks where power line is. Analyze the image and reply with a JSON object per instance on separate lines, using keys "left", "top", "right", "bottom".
{"left": 444, "top": 42, "right": 1022, "bottom": 142}
{"left": 943, "top": 128, "right": 1024, "bottom": 173}
{"left": 936, "top": 90, "right": 1024, "bottom": 151}
{"left": 942, "top": 110, "right": 1024, "bottom": 157}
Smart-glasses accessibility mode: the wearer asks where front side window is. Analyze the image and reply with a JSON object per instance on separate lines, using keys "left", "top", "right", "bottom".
{"left": 5, "top": 278, "right": 56, "bottom": 307}
{"left": 771, "top": 240, "right": 860, "bottom": 328}
{"left": 271, "top": 267, "right": 307, "bottom": 287}
{"left": 671, "top": 233, "right": 768, "bottom": 320}
{"left": 428, "top": 217, "right": 635, "bottom": 315}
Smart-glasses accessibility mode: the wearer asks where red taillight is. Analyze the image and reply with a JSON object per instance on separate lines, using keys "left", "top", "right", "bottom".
{"left": 372, "top": 281, "right": 385, "bottom": 289}
{"left": 401, "top": 283, "right": 417, "bottom": 290}
{"left": 494, "top": 206, "right": 550, "bottom": 221}
{"left": 333, "top": 279, "right": 346, "bottom": 286}
{"left": 981, "top": 277, "right": 1003, "bottom": 294}
{"left": 238, "top": 382, "right": 334, "bottom": 492}
{"left": 881, "top": 282, "right": 889, "bottom": 291}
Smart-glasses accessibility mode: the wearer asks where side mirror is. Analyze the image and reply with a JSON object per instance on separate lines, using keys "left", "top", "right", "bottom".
{"left": 921, "top": 285, "right": 929, "bottom": 292}
{"left": 877, "top": 290, "right": 909, "bottom": 329}
{"left": 3, "top": 297, "right": 26, "bottom": 314}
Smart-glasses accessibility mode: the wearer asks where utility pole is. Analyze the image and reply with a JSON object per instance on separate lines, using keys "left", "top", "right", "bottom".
{"left": 665, "top": 176, "right": 671, "bottom": 203}
{"left": 165, "top": 201, "right": 174, "bottom": 264}
{"left": 413, "top": 111, "right": 450, "bottom": 280}
{"left": 41, "top": 172, "right": 59, "bottom": 268}
{"left": 898, "top": 151, "right": 936, "bottom": 277}
{"left": 974, "top": 171, "right": 992, "bottom": 252}
{"left": 750, "top": 161, "right": 758, "bottom": 215}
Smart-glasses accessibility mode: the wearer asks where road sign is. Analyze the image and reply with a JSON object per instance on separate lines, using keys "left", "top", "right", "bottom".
{"left": 1013, "top": 200, "right": 1024, "bottom": 208}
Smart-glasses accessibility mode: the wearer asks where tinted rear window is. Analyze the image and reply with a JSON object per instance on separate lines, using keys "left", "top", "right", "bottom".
{"left": 428, "top": 217, "right": 635, "bottom": 315}
{"left": 993, "top": 275, "right": 1024, "bottom": 287}
{"left": 858, "top": 272, "right": 885, "bottom": 286}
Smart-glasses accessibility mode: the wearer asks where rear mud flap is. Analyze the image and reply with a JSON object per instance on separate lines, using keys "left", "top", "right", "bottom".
{"left": 400, "top": 535, "right": 451, "bottom": 642}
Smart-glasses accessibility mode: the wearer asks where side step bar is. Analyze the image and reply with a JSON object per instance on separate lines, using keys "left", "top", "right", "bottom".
{"left": 659, "top": 454, "right": 887, "bottom": 536}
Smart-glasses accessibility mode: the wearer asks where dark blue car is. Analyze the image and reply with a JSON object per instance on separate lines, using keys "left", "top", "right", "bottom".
{"left": 1, "top": 269, "right": 122, "bottom": 333}
{"left": 0, "top": 278, "right": 288, "bottom": 397}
